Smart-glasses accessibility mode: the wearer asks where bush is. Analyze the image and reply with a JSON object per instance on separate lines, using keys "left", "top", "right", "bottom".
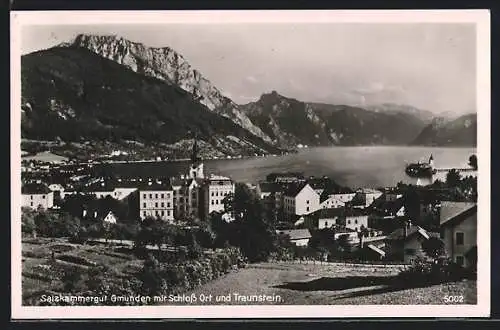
{"left": 57, "top": 254, "right": 97, "bottom": 267}
{"left": 396, "top": 257, "right": 469, "bottom": 286}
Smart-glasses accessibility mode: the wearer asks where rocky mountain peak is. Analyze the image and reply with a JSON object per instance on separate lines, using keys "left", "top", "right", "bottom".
{"left": 61, "top": 33, "right": 273, "bottom": 144}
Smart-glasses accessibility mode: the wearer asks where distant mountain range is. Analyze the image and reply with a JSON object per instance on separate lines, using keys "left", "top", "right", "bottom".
{"left": 20, "top": 34, "right": 477, "bottom": 159}
{"left": 410, "top": 114, "right": 477, "bottom": 146}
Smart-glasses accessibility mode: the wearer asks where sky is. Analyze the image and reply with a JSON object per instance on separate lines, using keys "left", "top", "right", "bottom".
{"left": 21, "top": 23, "right": 476, "bottom": 115}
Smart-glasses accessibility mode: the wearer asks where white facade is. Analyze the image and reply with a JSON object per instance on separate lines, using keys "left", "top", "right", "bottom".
{"left": 283, "top": 184, "right": 320, "bottom": 217}
{"left": 320, "top": 193, "right": 356, "bottom": 209}
{"left": 22, "top": 191, "right": 54, "bottom": 210}
{"left": 202, "top": 175, "right": 235, "bottom": 217}
{"left": 345, "top": 214, "right": 369, "bottom": 231}
{"left": 139, "top": 188, "right": 174, "bottom": 221}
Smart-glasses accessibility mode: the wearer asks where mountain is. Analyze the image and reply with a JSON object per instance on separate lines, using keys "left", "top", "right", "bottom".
{"left": 410, "top": 114, "right": 477, "bottom": 146}
{"left": 60, "top": 34, "right": 273, "bottom": 144}
{"left": 240, "top": 91, "right": 429, "bottom": 147}
{"left": 364, "top": 103, "right": 435, "bottom": 124}
{"left": 20, "top": 46, "right": 281, "bottom": 158}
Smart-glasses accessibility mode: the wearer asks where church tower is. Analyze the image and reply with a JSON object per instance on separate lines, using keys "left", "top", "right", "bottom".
{"left": 189, "top": 134, "right": 204, "bottom": 179}
{"left": 428, "top": 154, "right": 434, "bottom": 168}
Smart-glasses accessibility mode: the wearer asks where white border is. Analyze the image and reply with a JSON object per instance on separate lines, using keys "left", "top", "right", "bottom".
{"left": 10, "top": 10, "right": 491, "bottom": 319}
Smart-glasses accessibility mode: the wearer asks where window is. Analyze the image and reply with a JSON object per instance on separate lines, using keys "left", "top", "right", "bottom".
{"left": 211, "top": 192, "right": 214, "bottom": 197}
{"left": 347, "top": 220, "right": 351, "bottom": 224}
{"left": 161, "top": 211, "right": 165, "bottom": 216}
{"left": 216, "top": 200, "right": 219, "bottom": 204}
{"left": 143, "top": 203, "right": 146, "bottom": 208}
{"left": 149, "top": 194, "right": 152, "bottom": 199}
{"left": 155, "top": 211, "right": 159, "bottom": 216}
{"left": 143, "top": 211, "right": 146, "bottom": 216}
{"left": 306, "top": 207, "right": 310, "bottom": 212}
{"left": 155, "top": 194, "right": 158, "bottom": 198}
{"left": 306, "top": 200, "right": 309, "bottom": 204}
{"left": 167, "top": 210, "right": 170, "bottom": 216}
{"left": 143, "top": 194, "right": 146, "bottom": 198}
{"left": 325, "top": 221, "right": 328, "bottom": 227}
{"left": 211, "top": 200, "right": 214, "bottom": 205}
{"left": 456, "top": 255, "right": 465, "bottom": 266}
{"left": 167, "top": 203, "right": 171, "bottom": 207}
{"left": 155, "top": 202, "right": 158, "bottom": 207}
{"left": 167, "top": 193, "right": 170, "bottom": 198}
{"left": 354, "top": 219, "right": 358, "bottom": 224}
{"left": 456, "top": 232, "right": 464, "bottom": 245}
{"left": 161, "top": 194, "right": 164, "bottom": 198}
{"left": 30, "top": 202, "right": 33, "bottom": 207}
{"left": 42, "top": 195, "right": 46, "bottom": 199}
{"left": 161, "top": 202, "right": 164, "bottom": 207}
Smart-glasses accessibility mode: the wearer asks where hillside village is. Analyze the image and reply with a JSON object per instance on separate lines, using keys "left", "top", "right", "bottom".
{"left": 21, "top": 135, "right": 478, "bottom": 270}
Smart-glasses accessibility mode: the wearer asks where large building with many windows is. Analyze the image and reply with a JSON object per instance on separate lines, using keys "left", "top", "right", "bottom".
{"left": 201, "top": 174, "right": 235, "bottom": 219}
{"left": 139, "top": 183, "right": 174, "bottom": 221}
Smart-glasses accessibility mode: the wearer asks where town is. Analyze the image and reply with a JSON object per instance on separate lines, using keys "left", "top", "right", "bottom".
{"left": 20, "top": 139, "right": 478, "bottom": 305}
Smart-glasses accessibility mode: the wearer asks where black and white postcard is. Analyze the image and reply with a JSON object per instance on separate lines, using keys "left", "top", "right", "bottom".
{"left": 10, "top": 10, "right": 491, "bottom": 319}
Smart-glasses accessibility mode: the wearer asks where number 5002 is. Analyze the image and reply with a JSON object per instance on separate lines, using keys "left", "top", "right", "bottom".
{"left": 444, "top": 295, "right": 464, "bottom": 303}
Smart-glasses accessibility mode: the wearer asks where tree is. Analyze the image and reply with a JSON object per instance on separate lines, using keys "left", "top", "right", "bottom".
{"left": 138, "top": 254, "right": 166, "bottom": 296}
{"left": 446, "top": 169, "right": 461, "bottom": 188}
{"left": 21, "top": 207, "right": 37, "bottom": 237}
{"left": 421, "top": 237, "right": 445, "bottom": 259}
{"left": 61, "top": 268, "right": 85, "bottom": 293}
{"left": 468, "top": 154, "right": 478, "bottom": 170}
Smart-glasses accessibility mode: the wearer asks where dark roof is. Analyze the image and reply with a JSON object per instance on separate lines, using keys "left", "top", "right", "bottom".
{"left": 22, "top": 183, "right": 51, "bottom": 194}
{"left": 370, "top": 196, "right": 404, "bottom": 215}
{"left": 440, "top": 202, "right": 477, "bottom": 227}
{"left": 386, "top": 224, "right": 438, "bottom": 241}
{"left": 257, "top": 181, "right": 282, "bottom": 193}
{"left": 284, "top": 182, "right": 309, "bottom": 197}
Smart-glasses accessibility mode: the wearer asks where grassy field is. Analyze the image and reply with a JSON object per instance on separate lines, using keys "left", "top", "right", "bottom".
{"left": 185, "top": 262, "right": 477, "bottom": 305}
{"left": 21, "top": 238, "right": 477, "bottom": 306}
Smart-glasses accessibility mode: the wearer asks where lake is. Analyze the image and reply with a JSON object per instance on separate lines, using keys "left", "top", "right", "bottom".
{"left": 100, "top": 146, "right": 477, "bottom": 189}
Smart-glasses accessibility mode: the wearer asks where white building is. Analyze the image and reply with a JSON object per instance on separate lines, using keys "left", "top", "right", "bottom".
{"left": 172, "top": 177, "right": 202, "bottom": 220}
{"left": 201, "top": 174, "right": 235, "bottom": 219}
{"left": 139, "top": 183, "right": 174, "bottom": 222}
{"left": 352, "top": 188, "right": 384, "bottom": 208}
{"left": 276, "top": 229, "right": 312, "bottom": 247}
{"left": 320, "top": 192, "right": 356, "bottom": 209}
{"left": 283, "top": 183, "right": 320, "bottom": 218}
{"left": 22, "top": 183, "right": 54, "bottom": 210}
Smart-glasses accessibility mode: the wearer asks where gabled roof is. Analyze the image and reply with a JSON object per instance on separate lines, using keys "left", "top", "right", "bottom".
{"left": 371, "top": 196, "right": 404, "bottom": 215}
{"left": 440, "top": 201, "right": 477, "bottom": 227}
{"left": 276, "top": 229, "right": 312, "bottom": 240}
{"left": 386, "top": 224, "right": 438, "bottom": 241}
{"left": 22, "top": 183, "right": 51, "bottom": 194}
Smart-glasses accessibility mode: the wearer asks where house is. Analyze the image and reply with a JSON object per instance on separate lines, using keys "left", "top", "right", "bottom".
{"left": 351, "top": 188, "right": 384, "bottom": 208}
{"left": 385, "top": 223, "right": 439, "bottom": 263}
{"left": 200, "top": 174, "right": 235, "bottom": 219}
{"left": 266, "top": 172, "right": 305, "bottom": 184}
{"left": 368, "top": 196, "right": 406, "bottom": 232}
{"left": 102, "top": 211, "right": 118, "bottom": 224}
{"left": 440, "top": 201, "right": 477, "bottom": 268}
{"left": 138, "top": 183, "right": 175, "bottom": 222}
{"left": 22, "top": 183, "right": 54, "bottom": 210}
{"left": 319, "top": 188, "right": 356, "bottom": 209}
{"left": 256, "top": 181, "right": 282, "bottom": 200}
{"left": 276, "top": 229, "right": 312, "bottom": 247}
{"left": 283, "top": 183, "right": 320, "bottom": 219}
{"left": 309, "top": 208, "right": 369, "bottom": 232}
